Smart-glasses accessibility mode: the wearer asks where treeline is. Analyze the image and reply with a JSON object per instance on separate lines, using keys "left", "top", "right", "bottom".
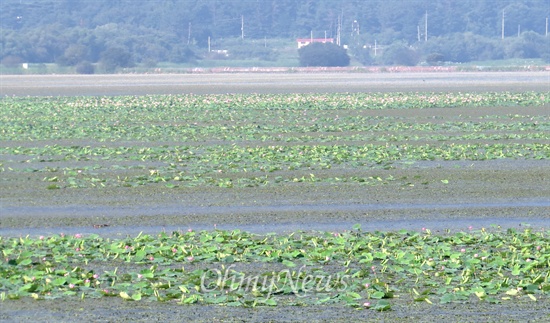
{"left": 1, "top": 0, "right": 549, "bottom": 69}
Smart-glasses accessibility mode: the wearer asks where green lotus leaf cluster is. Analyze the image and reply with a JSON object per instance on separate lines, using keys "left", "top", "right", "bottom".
{"left": 1, "top": 227, "right": 548, "bottom": 309}
{"left": 1, "top": 92, "right": 548, "bottom": 189}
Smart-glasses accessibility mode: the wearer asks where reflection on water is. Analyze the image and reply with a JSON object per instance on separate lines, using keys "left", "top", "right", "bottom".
{"left": 1, "top": 200, "right": 548, "bottom": 238}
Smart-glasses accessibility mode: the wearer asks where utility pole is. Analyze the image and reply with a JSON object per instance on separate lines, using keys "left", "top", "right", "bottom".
{"left": 501, "top": 10, "right": 505, "bottom": 39}
{"left": 424, "top": 11, "right": 428, "bottom": 42}
{"left": 417, "top": 25, "right": 421, "bottom": 42}
{"left": 241, "top": 15, "right": 244, "bottom": 39}
{"left": 187, "top": 22, "right": 191, "bottom": 45}
{"left": 208, "top": 36, "right": 211, "bottom": 52}
{"left": 336, "top": 14, "right": 342, "bottom": 46}
{"left": 352, "top": 20, "right": 360, "bottom": 36}
{"left": 310, "top": 30, "right": 313, "bottom": 43}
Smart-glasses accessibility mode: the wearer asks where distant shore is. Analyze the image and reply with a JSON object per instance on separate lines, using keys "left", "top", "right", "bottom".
{"left": 1, "top": 70, "right": 549, "bottom": 97}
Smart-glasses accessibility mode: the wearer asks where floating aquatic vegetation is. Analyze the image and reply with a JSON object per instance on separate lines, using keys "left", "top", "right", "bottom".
{"left": 1, "top": 226, "right": 548, "bottom": 309}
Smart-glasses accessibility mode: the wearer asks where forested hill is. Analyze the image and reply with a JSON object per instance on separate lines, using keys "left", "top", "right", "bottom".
{"left": 1, "top": 0, "right": 549, "bottom": 67}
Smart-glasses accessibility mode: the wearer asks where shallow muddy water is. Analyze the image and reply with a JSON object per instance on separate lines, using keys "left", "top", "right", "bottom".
{"left": 1, "top": 200, "right": 549, "bottom": 237}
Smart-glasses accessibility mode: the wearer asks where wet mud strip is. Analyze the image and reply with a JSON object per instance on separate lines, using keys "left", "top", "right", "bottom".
{"left": 1, "top": 71, "right": 549, "bottom": 96}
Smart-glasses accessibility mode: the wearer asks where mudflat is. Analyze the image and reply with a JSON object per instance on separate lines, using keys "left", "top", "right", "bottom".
{"left": 1, "top": 71, "right": 549, "bottom": 96}
{"left": 1, "top": 71, "right": 549, "bottom": 322}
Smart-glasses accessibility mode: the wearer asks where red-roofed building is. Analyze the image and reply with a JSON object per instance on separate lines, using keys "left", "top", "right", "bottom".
{"left": 296, "top": 38, "right": 334, "bottom": 48}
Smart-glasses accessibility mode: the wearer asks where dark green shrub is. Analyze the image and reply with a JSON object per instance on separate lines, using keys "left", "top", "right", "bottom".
{"left": 298, "top": 42, "right": 350, "bottom": 67}
{"left": 75, "top": 61, "right": 95, "bottom": 74}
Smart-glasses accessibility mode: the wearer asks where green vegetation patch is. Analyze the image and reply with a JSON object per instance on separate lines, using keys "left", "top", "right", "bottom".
{"left": 1, "top": 92, "right": 547, "bottom": 141}
{"left": 1, "top": 92, "right": 548, "bottom": 189}
{"left": 1, "top": 226, "right": 548, "bottom": 310}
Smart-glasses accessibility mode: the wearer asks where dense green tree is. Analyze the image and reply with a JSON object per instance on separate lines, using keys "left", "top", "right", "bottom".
{"left": 75, "top": 61, "right": 95, "bottom": 74}
{"left": 348, "top": 34, "right": 375, "bottom": 65}
{"left": 420, "top": 33, "right": 504, "bottom": 63}
{"left": 380, "top": 43, "right": 420, "bottom": 66}
{"left": 426, "top": 52, "right": 445, "bottom": 65}
{"left": 298, "top": 42, "right": 350, "bottom": 67}
{"left": 99, "top": 47, "right": 133, "bottom": 72}
{"left": 352, "top": 47, "right": 375, "bottom": 65}
{"left": 504, "top": 31, "right": 549, "bottom": 59}
{"left": 169, "top": 44, "right": 197, "bottom": 63}
{"left": 57, "top": 44, "right": 89, "bottom": 66}
{"left": 1, "top": 55, "right": 23, "bottom": 68}
{"left": 1, "top": 0, "right": 548, "bottom": 65}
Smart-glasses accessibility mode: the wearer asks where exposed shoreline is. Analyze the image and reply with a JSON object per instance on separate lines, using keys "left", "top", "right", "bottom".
{"left": 1, "top": 71, "right": 549, "bottom": 97}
